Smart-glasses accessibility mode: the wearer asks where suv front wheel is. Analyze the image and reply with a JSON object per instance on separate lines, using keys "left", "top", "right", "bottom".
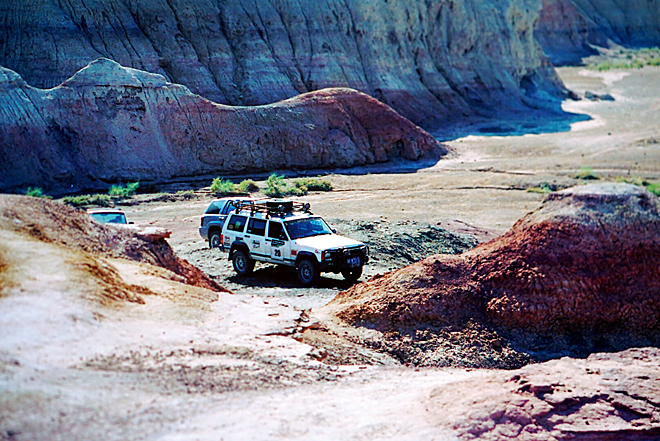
{"left": 341, "top": 266, "right": 363, "bottom": 282}
{"left": 232, "top": 249, "right": 255, "bottom": 276}
{"left": 297, "top": 259, "right": 318, "bottom": 286}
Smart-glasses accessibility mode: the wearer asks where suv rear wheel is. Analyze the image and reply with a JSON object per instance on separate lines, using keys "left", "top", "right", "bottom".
{"left": 341, "top": 266, "right": 363, "bottom": 282}
{"left": 297, "top": 259, "right": 318, "bottom": 286}
{"left": 209, "top": 231, "right": 222, "bottom": 248}
{"left": 232, "top": 250, "right": 254, "bottom": 275}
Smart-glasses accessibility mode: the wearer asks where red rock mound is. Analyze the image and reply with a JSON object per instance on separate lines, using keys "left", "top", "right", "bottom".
{"left": 0, "top": 59, "right": 443, "bottom": 194}
{"left": 329, "top": 183, "right": 660, "bottom": 360}
{"left": 0, "top": 194, "right": 224, "bottom": 293}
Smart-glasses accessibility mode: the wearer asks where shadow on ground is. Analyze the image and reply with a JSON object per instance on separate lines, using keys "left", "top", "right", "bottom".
{"left": 227, "top": 265, "right": 357, "bottom": 291}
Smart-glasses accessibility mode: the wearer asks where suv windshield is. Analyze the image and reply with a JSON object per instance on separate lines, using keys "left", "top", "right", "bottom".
{"left": 285, "top": 217, "right": 332, "bottom": 239}
{"left": 90, "top": 212, "right": 127, "bottom": 224}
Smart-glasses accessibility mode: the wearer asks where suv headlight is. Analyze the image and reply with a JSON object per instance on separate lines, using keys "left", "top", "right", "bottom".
{"left": 322, "top": 250, "right": 333, "bottom": 262}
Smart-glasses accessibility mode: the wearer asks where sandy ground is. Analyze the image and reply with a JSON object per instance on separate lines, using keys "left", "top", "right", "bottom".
{"left": 2, "top": 66, "right": 660, "bottom": 440}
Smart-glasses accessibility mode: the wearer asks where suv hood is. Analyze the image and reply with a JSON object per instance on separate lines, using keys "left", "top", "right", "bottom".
{"left": 294, "top": 234, "right": 364, "bottom": 250}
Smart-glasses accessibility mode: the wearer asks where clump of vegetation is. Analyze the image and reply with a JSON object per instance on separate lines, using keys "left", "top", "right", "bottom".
{"left": 575, "top": 166, "right": 600, "bottom": 180}
{"left": 526, "top": 182, "right": 554, "bottom": 194}
{"left": 61, "top": 182, "right": 138, "bottom": 207}
{"left": 108, "top": 182, "right": 140, "bottom": 198}
{"left": 237, "top": 179, "right": 259, "bottom": 193}
{"left": 615, "top": 176, "right": 660, "bottom": 196}
{"left": 211, "top": 177, "right": 262, "bottom": 195}
{"left": 210, "top": 178, "right": 238, "bottom": 196}
{"left": 589, "top": 47, "right": 660, "bottom": 71}
{"left": 263, "top": 174, "right": 288, "bottom": 197}
{"left": 293, "top": 177, "right": 333, "bottom": 192}
{"left": 174, "top": 189, "right": 196, "bottom": 200}
{"left": 25, "top": 187, "right": 51, "bottom": 198}
{"left": 263, "top": 174, "right": 333, "bottom": 197}
{"left": 62, "top": 194, "right": 112, "bottom": 207}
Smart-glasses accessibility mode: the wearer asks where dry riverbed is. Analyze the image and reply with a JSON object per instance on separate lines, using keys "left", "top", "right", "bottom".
{"left": 2, "top": 66, "right": 660, "bottom": 440}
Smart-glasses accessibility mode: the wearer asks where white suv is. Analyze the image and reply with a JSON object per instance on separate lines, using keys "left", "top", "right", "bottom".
{"left": 222, "top": 200, "right": 368, "bottom": 285}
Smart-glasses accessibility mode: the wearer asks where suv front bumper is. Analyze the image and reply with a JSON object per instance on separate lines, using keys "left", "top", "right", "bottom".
{"left": 318, "top": 248, "right": 369, "bottom": 272}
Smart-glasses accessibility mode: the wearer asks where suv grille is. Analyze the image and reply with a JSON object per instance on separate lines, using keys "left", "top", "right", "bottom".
{"left": 325, "top": 246, "right": 366, "bottom": 263}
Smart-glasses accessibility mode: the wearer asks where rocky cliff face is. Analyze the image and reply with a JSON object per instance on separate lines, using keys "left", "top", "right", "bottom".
{"left": 0, "top": 0, "right": 564, "bottom": 130}
{"left": 537, "top": 0, "right": 660, "bottom": 64}
{"left": 0, "top": 59, "right": 441, "bottom": 193}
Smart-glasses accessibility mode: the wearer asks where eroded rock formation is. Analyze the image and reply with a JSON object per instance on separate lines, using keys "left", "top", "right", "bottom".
{"left": 326, "top": 183, "right": 660, "bottom": 363}
{"left": 537, "top": 0, "right": 660, "bottom": 64}
{"left": 0, "top": 0, "right": 565, "bottom": 129}
{"left": 0, "top": 194, "right": 224, "bottom": 293}
{"left": 431, "top": 348, "right": 660, "bottom": 440}
{"left": 0, "top": 59, "right": 441, "bottom": 193}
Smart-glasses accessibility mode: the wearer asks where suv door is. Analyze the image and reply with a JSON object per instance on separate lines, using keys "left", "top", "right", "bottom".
{"left": 223, "top": 214, "right": 248, "bottom": 248}
{"left": 265, "top": 220, "right": 291, "bottom": 264}
{"left": 245, "top": 217, "right": 268, "bottom": 259}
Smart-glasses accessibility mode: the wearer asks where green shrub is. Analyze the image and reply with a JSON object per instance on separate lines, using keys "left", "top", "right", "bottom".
{"left": 590, "top": 48, "right": 660, "bottom": 71}
{"left": 176, "top": 190, "right": 195, "bottom": 196}
{"left": 108, "top": 181, "right": 139, "bottom": 198}
{"left": 262, "top": 174, "right": 332, "bottom": 197}
{"left": 526, "top": 182, "right": 553, "bottom": 194}
{"left": 25, "top": 187, "right": 50, "bottom": 198}
{"left": 575, "top": 166, "right": 600, "bottom": 180}
{"left": 210, "top": 178, "right": 238, "bottom": 195}
{"left": 613, "top": 176, "right": 660, "bottom": 196}
{"left": 62, "top": 194, "right": 112, "bottom": 207}
{"left": 646, "top": 182, "right": 660, "bottom": 196}
{"left": 237, "top": 179, "right": 259, "bottom": 193}
{"left": 293, "top": 177, "right": 333, "bottom": 192}
{"left": 263, "top": 174, "right": 288, "bottom": 197}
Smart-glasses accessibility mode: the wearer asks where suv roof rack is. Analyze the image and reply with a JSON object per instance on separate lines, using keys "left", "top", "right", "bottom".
{"left": 232, "top": 199, "right": 312, "bottom": 217}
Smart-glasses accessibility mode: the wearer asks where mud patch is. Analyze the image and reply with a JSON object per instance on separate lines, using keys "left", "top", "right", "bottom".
{"left": 297, "top": 321, "right": 531, "bottom": 369}
{"left": 329, "top": 219, "right": 478, "bottom": 271}
{"left": 370, "top": 324, "right": 531, "bottom": 369}
{"left": 78, "top": 345, "right": 345, "bottom": 394}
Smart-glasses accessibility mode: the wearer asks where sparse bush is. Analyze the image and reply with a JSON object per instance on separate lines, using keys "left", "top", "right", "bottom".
{"left": 575, "top": 166, "right": 600, "bottom": 180}
{"left": 25, "top": 187, "right": 51, "bottom": 198}
{"left": 174, "top": 190, "right": 196, "bottom": 200}
{"left": 293, "top": 177, "right": 333, "bottom": 192}
{"left": 210, "top": 178, "right": 238, "bottom": 196}
{"left": 62, "top": 194, "right": 112, "bottom": 207}
{"left": 646, "top": 182, "right": 660, "bottom": 196}
{"left": 262, "top": 174, "right": 332, "bottom": 197}
{"left": 590, "top": 48, "right": 660, "bottom": 71}
{"left": 109, "top": 181, "right": 140, "bottom": 198}
{"left": 237, "top": 179, "right": 259, "bottom": 193}
{"left": 615, "top": 176, "right": 660, "bottom": 196}
{"left": 263, "top": 174, "right": 288, "bottom": 197}
{"left": 526, "top": 182, "right": 554, "bottom": 194}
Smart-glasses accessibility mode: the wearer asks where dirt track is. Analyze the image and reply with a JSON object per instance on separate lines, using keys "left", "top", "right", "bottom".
{"left": 2, "top": 67, "right": 660, "bottom": 440}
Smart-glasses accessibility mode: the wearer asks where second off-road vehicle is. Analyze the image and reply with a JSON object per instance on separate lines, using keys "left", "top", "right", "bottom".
{"left": 199, "top": 197, "right": 253, "bottom": 248}
{"left": 222, "top": 200, "right": 368, "bottom": 285}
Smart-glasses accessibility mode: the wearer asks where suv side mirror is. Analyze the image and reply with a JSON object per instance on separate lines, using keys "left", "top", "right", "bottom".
{"left": 332, "top": 229, "right": 337, "bottom": 233}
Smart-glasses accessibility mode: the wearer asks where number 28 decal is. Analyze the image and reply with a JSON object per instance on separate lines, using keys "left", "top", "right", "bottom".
{"left": 273, "top": 249, "right": 281, "bottom": 257}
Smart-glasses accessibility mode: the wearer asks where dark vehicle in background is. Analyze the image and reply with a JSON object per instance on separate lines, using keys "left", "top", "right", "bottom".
{"left": 88, "top": 209, "right": 131, "bottom": 224}
{"left": 199, "top": 197, "right": 253, "bottom": 248}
